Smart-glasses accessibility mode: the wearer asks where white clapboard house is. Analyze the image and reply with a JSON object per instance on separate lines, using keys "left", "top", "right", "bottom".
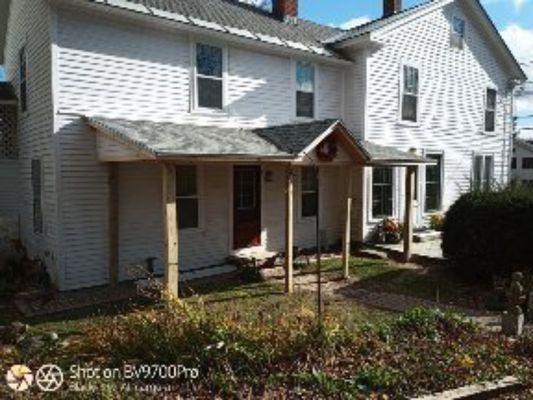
{"left": 0, "top": 0, "right": 526, "bottom": 292}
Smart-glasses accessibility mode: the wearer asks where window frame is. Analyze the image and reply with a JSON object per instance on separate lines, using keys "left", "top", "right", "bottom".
{"left": 175, "top": 165, "right": 203, "bottom": 231}
{"left": 484, "top": 88, "right": 497, "bottom": 133}
{"left": 31, "top": 159, "right": 43, "bottom": 234}
{"left": 371, "top": 167, "right": 394, "bottom": 220}
{"left": 294, "top": 60, "right": 317, "bottom": 120}
{"left": 424, "top": 153, "right": 444, "bottom": 213}
{"left": 300, "top": 166, "right": 319, "bottom": 219}
{"left": 191, "top": 41, "right": 228, "bottom": 114}
{"left": 450, "top": 16, "right": 466, "bottom": 49}
{"left": 19, "top": 46, "right": 28, "bottom": 112}
{"left": 472, "top": 154, "right": 495, "bottom": 191}
{"left": 522, "top": 157, "right": 533, "bottom": 169}
{"left": 399, "top": 63, "right": 420, "bottom": 125}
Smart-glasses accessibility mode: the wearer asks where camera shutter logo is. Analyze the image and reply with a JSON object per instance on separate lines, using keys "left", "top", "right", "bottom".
{"left": 35, "top": 364, "right": 64, "bottom": 392}
{"left": 5, "top": 365, "right": 34, "bottom": 392}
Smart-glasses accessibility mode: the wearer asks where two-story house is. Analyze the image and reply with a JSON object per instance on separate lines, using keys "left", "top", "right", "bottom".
{"left": 0, "top": 0, "right": 526, "bottom": 293}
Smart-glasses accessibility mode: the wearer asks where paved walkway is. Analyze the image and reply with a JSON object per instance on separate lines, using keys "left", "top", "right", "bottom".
{"left": 373, "top": 239, "right": 444, "bottom": 260}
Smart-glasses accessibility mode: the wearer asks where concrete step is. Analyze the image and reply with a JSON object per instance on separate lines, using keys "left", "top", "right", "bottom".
{"left": 413, "top": 230, "right": 442, "bottom": 243}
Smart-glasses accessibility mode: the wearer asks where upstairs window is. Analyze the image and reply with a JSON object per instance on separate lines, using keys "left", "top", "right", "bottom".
{"left": 372, "top": 167, "right": 393, "bottom": 218}
{"left": 176, "top": 166, "right": 199, "bottom": 229}
{"left": 32, "top": 159, "right": 43, "bottom": 234}
{"left": 301, "top": 167, "right": 318, "bottom": 217}
{"left": 195, "top": 43, "right": 223, "bottom": 110}
{"left": 451, "top": 16, "right": 465, "bottom": 49}
{"left": 401, "top": 65, "right": 419, "bottom": 122}
{"left": 296, "top": 61, "right": 315, "bottom": 118}
{"left": 19, "top": 47, "right": 27, "bottom": 112}
{"left": 511, "top": 157, "right": 517, "bottom": 169}
{"left": 485, "top": 88, "right": 497, "bottom": 132}
{"left": 425, "top": 154, "right": 443, "bottom": 212}
{"left": 523, "top": 158, "right": 533, "bottom": 169}
{"left": 473, "top": 155, "right": 494, "bottom": 191}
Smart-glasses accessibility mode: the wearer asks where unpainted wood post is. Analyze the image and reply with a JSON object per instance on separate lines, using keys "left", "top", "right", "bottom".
{"left": 342, "top": 167, "right": 353, "bottom": 279}
{"left": 403, "top": 166, "right": 416, "bottom": 263}
{"left": 162, "top": 164, "right": 179, "bottom": 298}
{"left": 109, "top": 163, "right": 119, "bottom": 286}
{"left": 285, "top": 165, "right": 294, "bottom": 294}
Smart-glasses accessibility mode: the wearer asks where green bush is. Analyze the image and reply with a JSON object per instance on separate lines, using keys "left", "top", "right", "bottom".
{"left": 442, "top": 186, "right": 533, "bottom": 280}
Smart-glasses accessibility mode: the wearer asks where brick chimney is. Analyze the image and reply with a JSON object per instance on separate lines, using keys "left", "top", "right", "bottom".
{"left": 273, "top": 0, "right": 298, "bottom": 20}
{"left": 383, "top": 0, "right": 402, "bottom": 17}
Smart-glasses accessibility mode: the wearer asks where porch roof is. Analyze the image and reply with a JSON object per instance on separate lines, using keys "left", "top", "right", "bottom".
{"left": 85, "top": 116, "right": 433, "bottom": 165}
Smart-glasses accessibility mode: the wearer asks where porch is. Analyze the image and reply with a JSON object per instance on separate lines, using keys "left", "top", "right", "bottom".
{"left": 86, "top": 117, "right": 434, "bottom": 296}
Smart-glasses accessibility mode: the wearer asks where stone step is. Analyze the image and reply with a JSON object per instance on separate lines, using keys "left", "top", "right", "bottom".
{"left": 413, "top": 230, "right": 442, "bottom": 243}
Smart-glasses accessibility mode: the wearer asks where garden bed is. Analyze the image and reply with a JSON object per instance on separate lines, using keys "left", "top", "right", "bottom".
{"left": 0, "top": 276, "right": 531, "bottom": 399}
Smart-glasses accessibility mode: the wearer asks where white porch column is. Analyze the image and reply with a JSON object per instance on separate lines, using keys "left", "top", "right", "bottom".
{"left": 285, "top": 165, "right": 294, "bottom": 294}
{"left": 403, "top": 165, "right": 416, "bottom": 263}
{"left": 342, "top": 167, "right": 353, "bottom": 279}
{"left": 162, "top": 163, "right": 179, "bottom": 297}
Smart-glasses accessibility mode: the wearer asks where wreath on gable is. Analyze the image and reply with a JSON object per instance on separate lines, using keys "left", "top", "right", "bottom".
{"left": 316, "top": 137, "right": 338, "bottom": 162}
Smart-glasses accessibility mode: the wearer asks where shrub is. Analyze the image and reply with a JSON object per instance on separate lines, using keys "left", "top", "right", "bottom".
{"left": 442, "top": 186, "right": 533, "bottom": 280}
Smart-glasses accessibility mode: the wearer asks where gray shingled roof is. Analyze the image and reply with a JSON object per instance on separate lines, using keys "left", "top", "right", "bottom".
{"left": 254, "top": 119, "right": 338, "bottom": 154}
{"left": 86, "top": 116, "right": 289, "bottom": 158}
{"left": 86, "top": 116, "right": 433, "bottom": 165}
{"left": 87, "top": 0, "right": 342, "bottom": 58}
{"left": 0, "top": 82, "right": 16, "bottom": 102}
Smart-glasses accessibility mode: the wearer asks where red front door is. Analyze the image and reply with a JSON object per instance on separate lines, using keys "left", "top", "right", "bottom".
{"left": 233, "top": 166, "right": 261, "bottom": 249}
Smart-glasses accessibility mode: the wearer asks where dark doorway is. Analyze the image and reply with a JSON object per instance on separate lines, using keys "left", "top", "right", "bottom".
{"left": 233, "top": 166, "right": 261, "bottom": 249}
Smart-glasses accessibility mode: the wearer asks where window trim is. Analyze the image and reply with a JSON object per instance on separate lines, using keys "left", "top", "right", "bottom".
{"left": 294, "top": 60, "right": 318, "bottom": 121}
{"left": 424, "top": 152, "right": 444, "bottom": 213}
{"left": 472, "top": 153, "right": 495, "bottom": 191}
{"left": 299, "top": 166, "right": 319, "bottom": 220}
{"left": 398, "top": 62, "right": 420, "bottom": 125}
{"left": 484, "top": 87, "right": 497, "bottom": 134}
{"left": 450, "top": 15, "right": 466, "bottom": 49}
{"left": 175, "top": 164, "right": 204, "bottom": 232}
{"left": 370, "top": 167, "right": 395, "bottom": 221}
{"left": 191, "top": 41, "right": 228, "bottom": 114}
{"left": 19, "top": 46, "right": 28, "bottom": 113}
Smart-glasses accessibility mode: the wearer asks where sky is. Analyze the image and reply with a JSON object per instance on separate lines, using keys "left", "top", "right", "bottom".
{"left": 0, "top": 0, "right": 531, "bottom": 125}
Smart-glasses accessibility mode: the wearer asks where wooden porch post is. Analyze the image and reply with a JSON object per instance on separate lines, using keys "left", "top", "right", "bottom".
{"left": 342, "top": 167, "right": 353, "bottom": 279}
{"left": 109, "top": 163, "right": 119, "bottom": 286}
{"left": 285, "top": 165, "right": 294, "bottom": 294}
{"left": 162, "top": 163, "right": 179, "bottom": 298}
{"left": 403, "top": 166, "right": 416, "bottom": 263}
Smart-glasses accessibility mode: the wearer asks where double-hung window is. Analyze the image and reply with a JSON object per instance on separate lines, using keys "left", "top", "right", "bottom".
{"left": 372, "top": 168, "right": 393, "bottom": 218}
{"left": 451, "top": 16, "right": 466, "bottom": 49}
{"left": 176, "top": 166, "right": 199, "bottom": 229}
{"left": 523, "top": 158, "right": 533, "bottom": 169}
{"left": 301, "top": 167, "right": 318, "bottom": 218}
{"left": 401, "top": 65, "right": 419, "bottom": 122}
{"left": 296, "top": 61, "right": 315, "bottom": 118}
{"left": 19, "top": 47, "right": 27, "bottom": 112}
{"left": 32, "top": 159, "right": 43, "bottom": 234}
{"left": 195, "top": 43, "right": 224, "bottom": 110}
{"left": 485, "top": 89, "right": 497, "bottom": 132}
{"left": 473, "top": 155, "right": 494, "bottom": 191}
{"left": 511, "top": 157, "right": 517, "bottom": 170}
{"left": 425, "top": 154, "right": 443, "bottom": 212}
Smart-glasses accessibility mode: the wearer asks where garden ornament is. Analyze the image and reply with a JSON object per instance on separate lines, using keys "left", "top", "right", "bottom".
{"left": 508, "top": 272, "right": 526, "bottom": 313}
{"left": 528, "top": 292, "right": 533, "bottom": 322}
{"left": 502, "top": 306, "right": 524, "bottom": 336}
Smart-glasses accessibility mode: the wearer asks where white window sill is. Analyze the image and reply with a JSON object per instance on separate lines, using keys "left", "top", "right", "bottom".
{"left": 190, "top": 108, "right": 229, "bottom": 117}
{"left": 397, "top": 120, "right": 420, "bottom": 128}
